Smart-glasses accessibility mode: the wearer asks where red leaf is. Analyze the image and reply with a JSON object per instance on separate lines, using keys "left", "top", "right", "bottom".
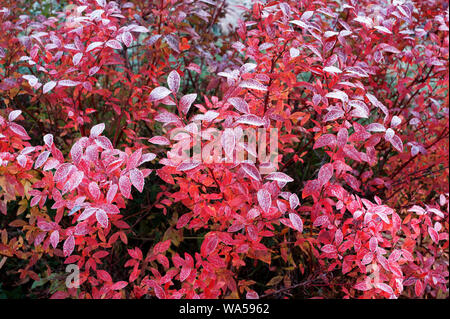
{"left": 97, "top": 270, "right": 112, "bottom": 282}
{"left": 321, "top": 244, "right": 337, "bottom": 254}
{"left": 179, "top": 266, "right": 191, "bottom": 282}
{"left": 415, "top": 280, "right": 424, "bottom": 297}
{"left": 201, "top": 234, "right": 219, "bottom": 257}
{"left": 176, "top": 213, "right": 192, "bottom": 229}
{"left": 111, "top": 281, "right": 128, "bottom": 290}
{"left": 313, "top": 134, "right": 336, "bottom": 149}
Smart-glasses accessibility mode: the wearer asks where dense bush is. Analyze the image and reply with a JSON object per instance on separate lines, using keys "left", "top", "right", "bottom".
{"left": 0, "top": 0, "right": 448, "bottom": 299}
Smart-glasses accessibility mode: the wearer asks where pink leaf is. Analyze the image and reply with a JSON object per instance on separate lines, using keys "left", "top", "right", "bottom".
{"left": 415, "top": 280, "right": 424, "bottom": 297}
{"left": 43, "top": 134, "right": 53, "bottom": 147}
{"left": 323, "top": 108, "right": 345, "bottom": 122}
{"left": 354, "top": 281, "right": 372, "bottom": 291}
{"left": 72, "top": 52, "right": 83, "bottom": 66}
{"left": 390, "top": 134, "right": 404, "bottom": 152}
{"left": 89, "top": 66, "right": 100, "bottom": 76}
{"left": 246, "top": 290, "right": 259, "bottom": 299}
{"left": 318, "top": 163, "right": 333, "bottom": 187}
{"left": 106, "top": 184, "right": 118, "bottom": 204}
{"left": 8, "top": 110, "right": 22, "bottom": 122}
{"left": 119, "top": 175, "right": 132, "bottom": 198}
{"left": 90, "top": 123, "right": 105, "bottom": 137}
{"left": 86, "top": 41, "right": 104, "bottom": 52}
{"left": 313, "top": 215, "right": 329, "bottom": 227}
{"left": 325, "top": 90, "right": 348, "bottom": 103}
{"left": 337, "top": 128, "right": 348, "bottom": 147}
{"left": 323, "top": 66, "right": 342, "bottom": 74}
{"left": 257, "top": 189, "right": 272, "bottom": 213}
{"left": 129, "top": 169, "right": 144, "bottom": 192}
{"left": 127, "top": 148, "right": 142, "bottom": 171}
{"left": 148, "top": 136, "right": 170, "bottom": 145}
{"left": 221, "top": 128, "right": 235, "bottom": 158}
{"left": 96, "top": 209, "right": 109, "bottom": 228}
{"left": 428, "top": 226, "right": 439, "bottom": 243}
{"left": 35, "top": 151, "right": 50, "bottom": 168}
{"left": 374, "top": 283, "right": 394, "bottom": 296}
{"left": 177, "top": 162, "right": 200, "bottom": 171}
{"left": 313, "top": 134, "right": 336, "bottom": 149}
{"left": 179, "top": 93, "right": 197, "bottom": 114}
{"left": 111, "top": 281, "right": 128, "bottom": 290}
{"left": 241, "top": 163, "right": 261, "bottom": 181}
{"left": 167, "top": 70, "right": 180, "bottom": 93}
{"left": 121, "top": 32, "right": 133, "bottom": 47}
{"left": 88, "top": 182, "right": 101, "bottom": 200}
{"left": 149, "top": 86, "right": 172, "bottom": 102}
{"left": 239, "top": 79, "right": 267, "bottom": 91}
{"left": 289, "top": 213, "right": 303, "bottom": 232}
{"left": 50, "top": 230, "right": 59, "bottom": 248}
{"left": 265, "top": 172, "right": 294, "bottom": 183}
{"left": 63, "top": 235, "right": 75, "bottom": 257}
{"left": 9, "top": 123, "right": 31, "bottom": 140}
{"left": 321, "top": 244, "right": 337, "bottom": 254}
{"left": 106, "top": 39, "right": 122, "bottom": 50}
{"left": 236, "top": 114, "right": 265, "bottom": 126}
{"left": 361, "top": 252, "right": 373, "bottom": 265}
{"left": 289, "top": 194, "right": 300, "bottom": 210}
{"left": 228, "top": 97, "right": 250, "bottom": 114}
{"left": 54, "top": 163, "right": 74, "bottom": 182}
{"left": 369, "top": 237, "right": 378, "bottom": 252}
{"left": 155, "top": 111, "right": 180, "bottom": 124}
{"left": 78, "top": 208, "right": 97, "bottom": 221}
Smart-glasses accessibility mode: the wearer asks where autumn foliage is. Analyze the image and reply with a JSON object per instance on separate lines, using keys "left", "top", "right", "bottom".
{"left": 0, "top": 0, "right": 448, "bottom": 299}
